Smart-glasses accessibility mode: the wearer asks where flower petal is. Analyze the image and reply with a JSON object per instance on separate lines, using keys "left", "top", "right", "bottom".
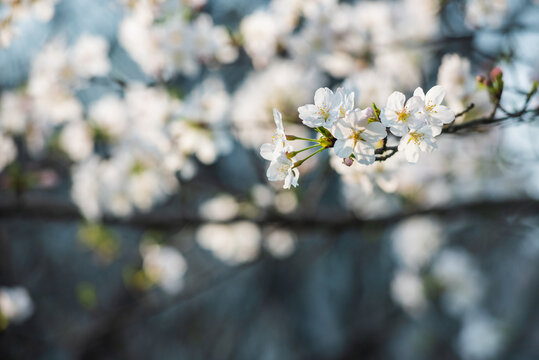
{"left": 334, "top": 138, "right": 354, "bottom": 158}
{"left": 363, "top": 122, "right": 387, "bottom": 143}
{"left": 389, "top": 122, "right": 407, "bottom": 137}
{"left": 431, "top": 105, "right": 455, "bottom": 124}
{"left": 386, "top": 91, "right": 406, "bottom": 111}
{"left": 260, "top": 143, "right": 275, "bottom": 160}
{"left": 314, "top": 87, "right": 333, "bottom": 108}
{"left": 405, "top": 96, "right": 425, "bottom": 114}
{"left": 405, "top": 143, "right": 420, "bottom": 163}
{"left": 413, "top": 87, "right": 425, "bottom": 100}
{"left": 273, "top": 108, "right": 284, "bottom": 131}
{"left": 425, "top": 85, "right": 445, "bottom": 105}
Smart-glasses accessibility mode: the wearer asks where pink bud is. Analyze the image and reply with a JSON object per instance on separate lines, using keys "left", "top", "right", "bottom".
{"left": 342, "top": 157, "right": 354, "bottom": 167}
{"left": 490, "top": 67, "right": 503, "bottom": 80}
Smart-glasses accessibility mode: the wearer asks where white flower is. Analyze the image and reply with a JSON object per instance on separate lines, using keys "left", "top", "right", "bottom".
{"left": 260, "top": 109, "right": 300, "bottom": 189}
{"left": 141, "top": 244, "right": 187, "bottom": 295}
{"left": 59, "top": 121, "right": 93, "bottom": 162}
{"left": 71, "top": 157, "right": 101, "bottom": 220}
{"left": 264, "top": 229, "right": 297, "bottom": 259}
{"left": 465, "top": 0, "right": 508, "bottom": 28}
{"left": 199, "top": 194, "right": 239, "bottom": 221}
{"left": 260, "top": 109, "right": 290, "bottom": 160}
{"left": 88, "top": 95, "right": 128, "bottom": 139}
{"left": 391, "top": 216, "right": 444, "bottom": 270}
{"left": 381, "top": 91, "right": 424, "bottom": 136}
{"left": 398, "top": 125, "right": 437, "bottom": 163}
{"left": 298, "top": 87, "right": 343, "bottom": 128}
{"left": 413, "top": 85, "right": 455, "bottom": 136}
{"left": 432, "top": 248, "right": 484, "bottom": 316}
{"left": 70, "top": 34, "right": 111, "bottom": 79}
{"left": 196, "top": 222, "right": 261, "bottom": 265}
{"left": 0, "top": 92, "right": 29, "bottom": 134}
{"left": 457, "top": 312, "right": 504, "bottom": 360}
{"left": 266, "top": 152, "right": 300, "bottom": 189}
{"left": 32, "top": 0, "right": 58, "bottom": 22}
{"left": 240, "top": 10, "right": 282, "bottom": 68}
{"left": 0, "top": 287, "right": 34, "bottom": 324}
{"left": 333, "top": 107, "right": 387, "bottom": 165}
{"left": 390, "top": 270, "right": 427, "bottom": 317}
{"left": 0, "top": 133, "right": 17, "bottom": 171}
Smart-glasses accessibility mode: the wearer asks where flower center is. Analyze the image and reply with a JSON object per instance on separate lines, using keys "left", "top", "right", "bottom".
{"left": 278, "top": 163, "right": 290, "bottom": 175}
{"left": 395, "top": 109, "right": 409, "bottom": 122}
{"left": 425, "top": 101, "right": 436, "bottom": 112}
{"left": 407, "top": 131, "right": 424, "bottom": 145}
{"left": 318, "top": 105, "right": 330, "bottom": 120}
{"left": 339, "top": 106, "right": 347, "bottom": 119}
{"left": 352, "top": 129, "right": 366, "bottom": 146}
{"left": 272, "top": 132, "right": 285, "bottom": 147}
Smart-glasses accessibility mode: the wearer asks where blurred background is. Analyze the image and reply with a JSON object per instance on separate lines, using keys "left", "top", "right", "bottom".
{"left": 0, "top": 0, "right": 539, "bottom": 359}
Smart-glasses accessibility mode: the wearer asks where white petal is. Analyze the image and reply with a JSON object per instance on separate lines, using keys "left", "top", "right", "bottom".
{"left": 389, "top": 122, "right": 408, "bottom": 137}
{"left": 405, "top": 143, "right": 420, "bottom": 163}
{"left": 381, "top": 108, "right": 398, "bottom": 127}
{"left": 405, "top": 96, "right": 425, "bottom": 114}
{"left": 273, "top": 109, "right": 284, "bottom": 131}
{"left": 354, "top": 142, "right": 375, "bottom": 165}
{"left": 407, "top": 114, "right": 427, "bottom": 131}
{"left": 431, "top": 105, "right": 455, "bottom": 124}
{"left": 398, "top": 135, "right": 410, "bottom": 152}
{"left": 334, "top": 138, "right": 354, "bottom": 158}
{"left": 260, "top": 143, "right": 275, "bottom": 160}
{"left": 413, "top": 87, "right": 425, "bottom": 100}
{"left": 346, "top": 108, "right": 369, "bottom": 129}
{"left": 314, "top": 87, "right": 332, "bottom": 107}
{"left": 420, "top": 137, "right": 437, "bottom": 152}
{"left": 430, "top": 125, "right": 442, "bottom": 137}
{"left": 291, "top": 168, "right": 299, "bottom": 187}
{"left": 363, "top": 122, "right": 387, "bottom": 143}
{"left": 425, "top": 85, "right": 445, "bottom": 105}
{"left": 386, "top": 91, "right": 406, "bottom": 111}
{"left": 298, "top": 104, "right": 318, "bottom": 120}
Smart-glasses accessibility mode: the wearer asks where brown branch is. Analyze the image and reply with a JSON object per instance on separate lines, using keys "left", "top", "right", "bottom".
{"left": 454, "top": 103, "right": 475, "bottom": 118}
{"left": 0, "top": 194, "right": 537, "bottom": 230}
{"left": 442, "top": 108, "right": 537, "bottom": 134}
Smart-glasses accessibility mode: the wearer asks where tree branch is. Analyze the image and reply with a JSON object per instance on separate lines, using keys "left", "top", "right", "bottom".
{"left": 0, "top": 195, "right": 537, "bottom": 230}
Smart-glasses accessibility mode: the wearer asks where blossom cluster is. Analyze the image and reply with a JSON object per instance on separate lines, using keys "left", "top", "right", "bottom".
{"left": 260, "top": 85, "right": 455, "bottom": 188}
{"left": 119, "top": 0, "right": 237, "bottom": 78}
{"left": 0, "top": 0, "right": 60, "bottom": 47}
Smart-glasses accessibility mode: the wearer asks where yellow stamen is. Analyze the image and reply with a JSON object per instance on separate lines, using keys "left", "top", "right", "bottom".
{"left": 395, "top": 109, "right": 409, "bottom": 122}
{"left": 407, "top": 131, "right": 424, "bottom": 145}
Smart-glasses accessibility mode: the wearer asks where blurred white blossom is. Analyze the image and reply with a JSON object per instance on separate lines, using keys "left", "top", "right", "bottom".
{"left": 391, "top": 269, "right": 427, "bottom": 317}
{"left": 0, "top": 287, "right": 34, "bottom": 325}
{"left": 141, "top": 243, "right": 188, "bottom": 295}
{"left": 432, "top": 248, "right": 484, "bottom": 316}
{"left": 391, "top": 216, "right": 444, "bottom": 271}
{"left": 457, "top": 312, "right": 505, "bottom": 360}
{"left": 197, "top": 222, "right": 261, "bottom": 265}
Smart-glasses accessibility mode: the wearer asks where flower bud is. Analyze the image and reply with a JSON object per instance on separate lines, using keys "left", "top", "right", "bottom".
{"left": 476, "top": 75, "right": 487, "bottom": 86}
{"left": 342, "top": 157, "right": 354, "bottom": 167}
{"left": 490, "top": 67, "right": 503, "bottom": 81}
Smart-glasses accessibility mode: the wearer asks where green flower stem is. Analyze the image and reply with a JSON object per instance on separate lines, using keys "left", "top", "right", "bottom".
{"left": 285, "top": 135, "right": 320, "bottom": 142}
{"left": 288, "top": 144, "right": 322, "bottom": 157}
{"left": 293, "top": 147, "right": 326, "bottom": 168}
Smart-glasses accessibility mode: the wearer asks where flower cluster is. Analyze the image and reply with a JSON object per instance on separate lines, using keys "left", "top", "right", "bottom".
{"left": 0, "top": 0, "right": 59, "bottom": 47}
{"left": 260, "top": 85, "right": 455, "bottom": 188}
